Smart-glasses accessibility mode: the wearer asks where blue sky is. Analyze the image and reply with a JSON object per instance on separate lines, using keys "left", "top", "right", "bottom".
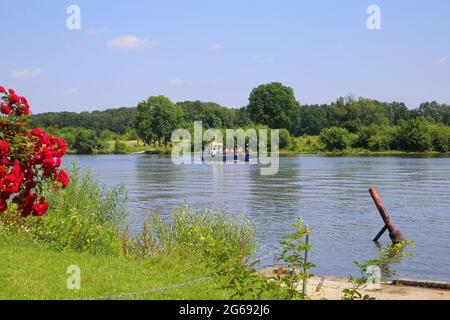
{"left": 1, "top": 0, "right": 449, "bottom": 113}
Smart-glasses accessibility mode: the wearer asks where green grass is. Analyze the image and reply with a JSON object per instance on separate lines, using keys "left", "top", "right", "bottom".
{"left": 0, "top": 234, "right": 232, "bottom": 300}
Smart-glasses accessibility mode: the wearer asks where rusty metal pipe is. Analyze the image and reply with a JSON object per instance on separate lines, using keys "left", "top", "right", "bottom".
{"left": 369, "top": 187, "right": 406, "bottom": 243}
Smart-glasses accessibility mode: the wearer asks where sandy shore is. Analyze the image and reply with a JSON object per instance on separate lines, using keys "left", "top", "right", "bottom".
{"left": 261, "top": 269, "right": 450, "bottom": 300}
{"left": 304, "top": 275, "right": 450, "bottom": 300}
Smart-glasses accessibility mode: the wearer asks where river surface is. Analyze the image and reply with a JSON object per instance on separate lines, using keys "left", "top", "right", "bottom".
{"left": 65, "top": 155, "right": 450, "bottom": 281}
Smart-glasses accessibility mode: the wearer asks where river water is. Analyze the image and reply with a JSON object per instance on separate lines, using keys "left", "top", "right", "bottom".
{"left": 66, "top": 154, "right": 450, "bottom": 281}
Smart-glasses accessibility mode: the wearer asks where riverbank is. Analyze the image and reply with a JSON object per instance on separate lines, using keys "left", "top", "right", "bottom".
{"left": 304, "top": 275, "right": 450, "bottom": 300}
{"left": 68, "top": 145, "right": 450, "bottom": 157}
{"left": 3, "top": 234, "right": 448, "bottom": 300}
{"left": 0, "top": 235, "right": 231, "bottom": 300}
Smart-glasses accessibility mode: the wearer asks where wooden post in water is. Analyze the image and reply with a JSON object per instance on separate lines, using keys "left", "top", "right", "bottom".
{"left": 369, "top": 187, "right": 406, "bottom": 243}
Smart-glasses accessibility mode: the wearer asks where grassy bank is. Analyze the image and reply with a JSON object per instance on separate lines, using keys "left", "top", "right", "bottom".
{"left": 0, "top": 234, "right": 230, "bottom": 300}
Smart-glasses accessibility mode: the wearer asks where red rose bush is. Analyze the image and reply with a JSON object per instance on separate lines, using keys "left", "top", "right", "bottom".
{"left": 0, "top": 85, "right": 69, "bottom": 217}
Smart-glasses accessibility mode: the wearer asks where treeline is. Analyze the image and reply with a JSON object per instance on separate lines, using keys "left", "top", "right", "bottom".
{"left": 31, "top": 82, "right": 450, "bottom": 154}
{"left": 300, "top": 98, "right": 450, "bottom": 135}
{"left": 31, "top": 107, "right": 137, "bottom": 134}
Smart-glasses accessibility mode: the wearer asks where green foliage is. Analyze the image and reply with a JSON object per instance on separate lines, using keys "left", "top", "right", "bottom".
{"left": 217, "top": 249, "right": 280, "bottom": 299}
{"left": 274, "top": 218, "right": 314, "bottom": 300}
{"left": 113, "top": 140, "right": 128, "bottom": 154}
{"left": 31, "top": 107, "right": 137, "bottom": 135}
{"left": 247, "top": 82, "right": 301, "bottom": 135}
{"left": 34, "top": 163, "right": 127, "bottom": 254}
{"left": 124, "top": 129, "right": 139, "bottom": 141}
{"left": 135, "top": 96, "right": 184, "bottom": 146}
{"left": 177, "top": 100, "right": 247, "bottom": 129}
{"left": 59, "top": 127, "right": 78, "bottom": 150}
{"left": 99, "top": 129, "right": 118, "bottom": 142}
{"left": 319, "top": 127, "right": 351, "bottom": 151}
{"left": 129, "top": 207, "right": 255, "bottom": 265}
{"left": 135, "top": 99, "right": 155, "bottom": 145}
{"left": 299, "top": 104, "right": 330, "bottom": 135}
{"left": 431, "top": 125, "right": 450, "bottom": 152}
{"left": 342, "top": 241, "right": 415, "bottom": 300}
{"left": 416, "top": 102, "right": 450, "bottom": 125}
{"left": 396, "top": 117, "right": 432, "bottom": 152}
{"left": 73, "top": 129, "right": 101, "bottom": 154}
{"left": 279, "top": 129, "right": 292, "bottom": 149}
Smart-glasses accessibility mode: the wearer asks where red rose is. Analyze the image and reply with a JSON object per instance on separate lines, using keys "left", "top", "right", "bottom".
{"left": 0, "top": 86, "right": 5, "bottom": 94}
{"left": 1, "top": 104, "right": 12, "bottom": 115}
{"left": 55, "top": 169, "right": 70, "bottom": 188}
{"left": 32, "top": 197, "right": 49, "bottom": 216}
{"left": 0, "top": 140, "right": 9, "bottom": 155}
{"left": 32, "top": 128, "right": 45, "bottom": 137}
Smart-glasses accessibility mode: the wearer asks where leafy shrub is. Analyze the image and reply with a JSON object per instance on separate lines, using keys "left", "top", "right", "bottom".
{"left": 278, "top": 129, "right": 292, "bottom": 149}
{"left": 34, "top": 163, "right": 126, "bottom": 254}
{"left": 395, "top": 117, "right": 432, "bottom": 152}
{"left": 342, "top": 241, "right": 415, "bottom": 300}
{"left": 128, "top": 207, "right": 255, "bottom": 265}
{"left": 113, "top": 140, "right": 128, "bottom": 154}
{"left": 74, "top": 129, "right": 101, "bottom": 154}
{"left": 431, "top": 126, "right": 450, "bottom": 152}
{"left": 319, "top": 127, "right": 351, "bottom": 151}
{"left": 274, "top": 218, "right": 314, "bottom": 300}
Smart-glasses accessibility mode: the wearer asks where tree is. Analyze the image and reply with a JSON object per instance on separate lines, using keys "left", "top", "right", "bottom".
{"left": 150, "top": 96, "right": 184, "bottom": 146}
{"left": 31, "top": 107, "right": 137, "bottom": 134}
{"left": 74, "top": 129, "right": 101, "bottom": 154}
{"left": 395, "top": 117, "right": 432, "bottom": 152}
{"left": 416, "top": 102, "right": 450, "bottom": 125}
{"left": 247, "top": 83, "right": 301, "bottom": 135}
{"left": 431, "top": 125, "right": 450, "bottom": 153}
{"left": 367, "top": 128, "right": 395, "bottom": 151}
{"left": 299, "top": 104, "right": 330, "bottom": 135}
{"left": 279, "top": 129, "right": 292, "bottom": 149}
{"left": 329, "top": 97, "right": 362, "bottom": 133}
{"left": 387, "top": 102, "right": 411, "bottom": 125}
{"left": 135, "top": 99, "right": 154, "bottom": 145}
{"left": 319, "top": 127, "right": 351, "bottom": 151}
{"left": 135, "top": 96, "right": 184, "bottom": 147}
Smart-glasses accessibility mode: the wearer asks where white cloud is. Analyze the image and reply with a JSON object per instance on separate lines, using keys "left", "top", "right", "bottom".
{"left": 169, "top": 78, "right": 185, "bottom": 87}
{"left": 209, "top": 43, "right": 222, "bottom": 51}
{"left": 438, "top": 56, "right": 448, "bottom": 65}
{"left": 10, "top": 68, "right": 41, "bottom": 80}
{"left": 106, "top": 35, "right": 159, "bottom": 49}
